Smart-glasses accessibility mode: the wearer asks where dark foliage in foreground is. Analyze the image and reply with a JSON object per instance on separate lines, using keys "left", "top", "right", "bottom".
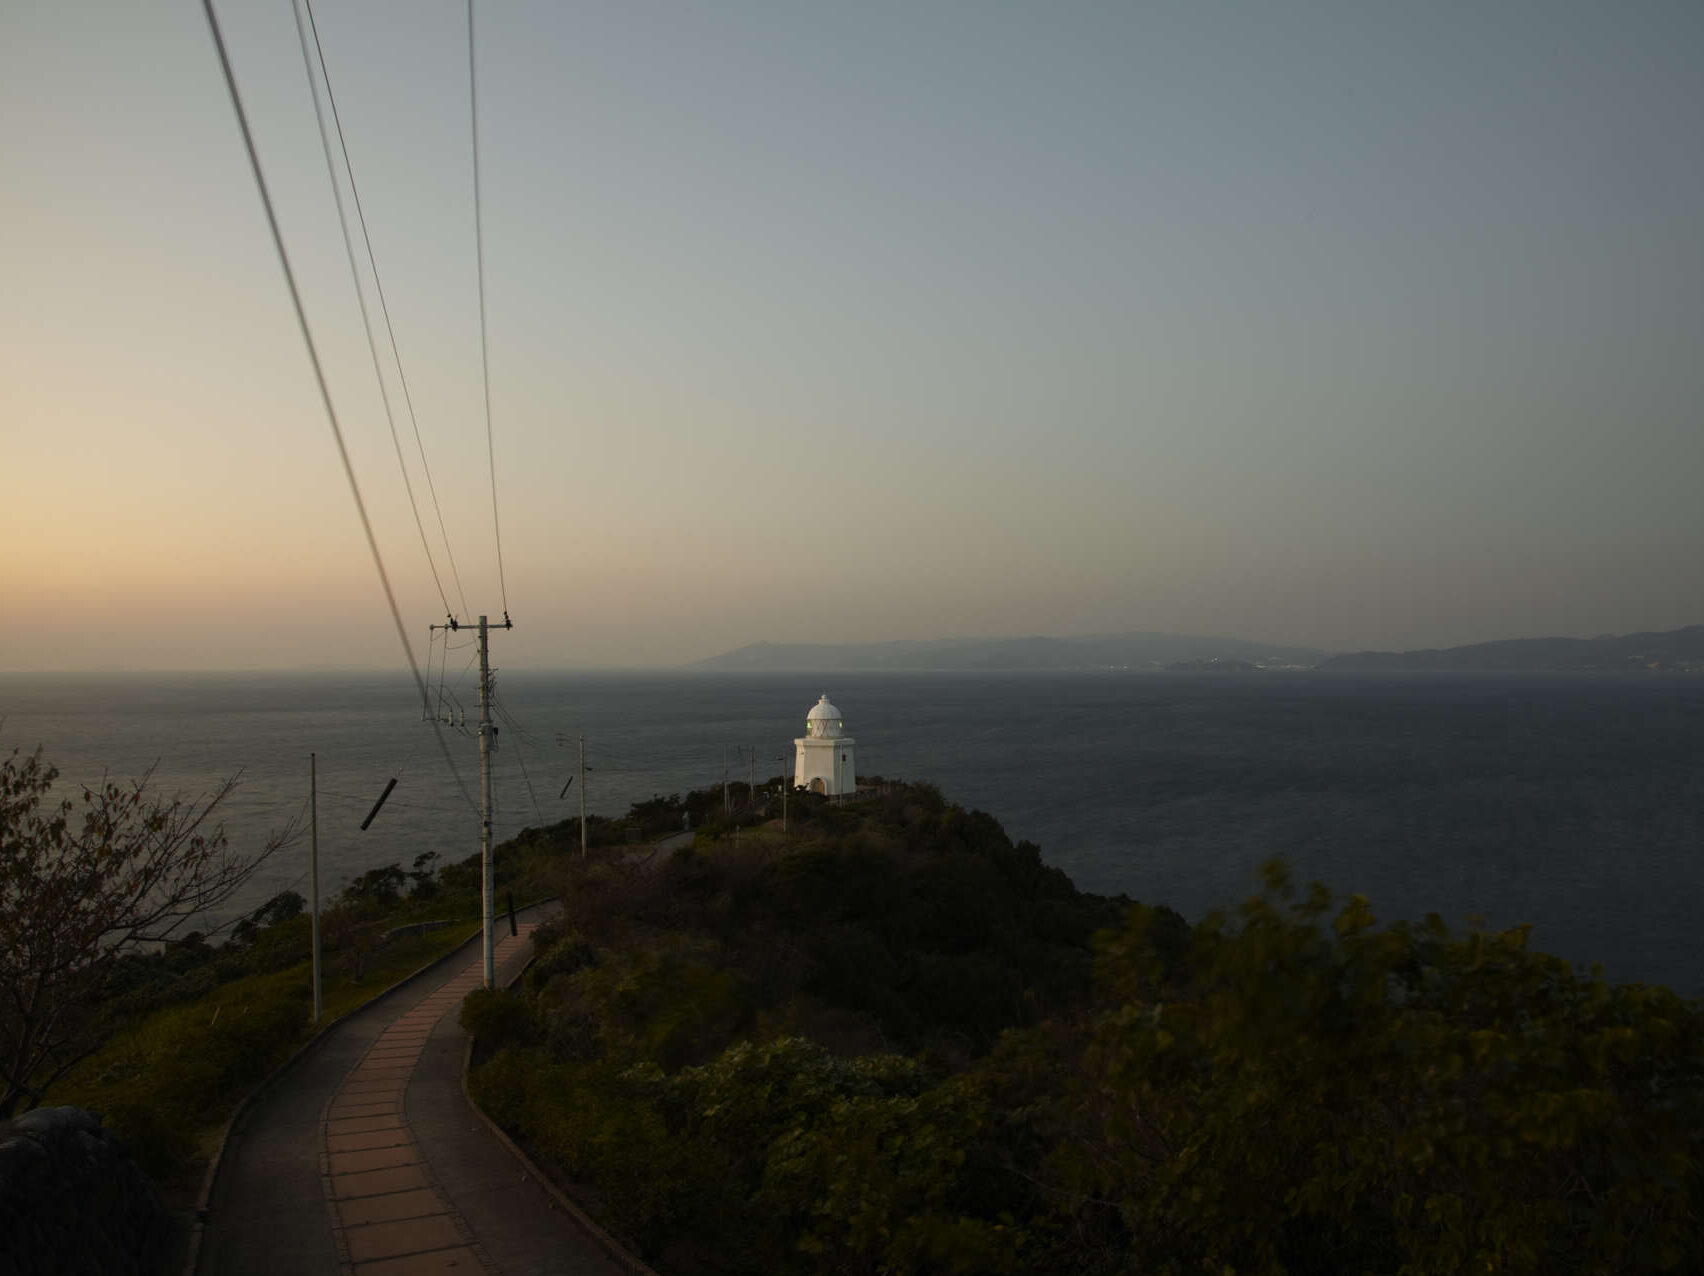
{"left": 470, "top": 783, "right": 1704, "bottom": 1275}
{"left": 0, "top": 746, "right": 291, "bottom": 1118}
{"left": 22, "top": 761, "right": 575, "bottom": 1182}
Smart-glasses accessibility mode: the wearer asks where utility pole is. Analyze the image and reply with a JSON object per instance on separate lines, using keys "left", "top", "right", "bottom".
{"left": 309, "top": 753, "right": 322, "bottom": 1023}
{"left": 477, "top": 615, "right": 494, "bottom": 987}
{"left": 727, "top": 748, "right": 742, "bottom": 846}
{"left": 776, "top": 754, "right": 788, "bottom": 834}
{"left": 430, "top": 611, "right": 512, "bottom": 989}
{"left": 578, "top": 734, "right": 587, "bottom": 858}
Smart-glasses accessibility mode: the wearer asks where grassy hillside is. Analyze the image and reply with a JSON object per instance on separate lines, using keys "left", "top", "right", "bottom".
{"left": 41, "top": 830, "right": 572, "bottom": 1191}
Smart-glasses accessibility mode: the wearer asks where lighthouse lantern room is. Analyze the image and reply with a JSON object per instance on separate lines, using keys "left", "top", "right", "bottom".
{"left": 794, "top": 694, "right": 856, "bottom": 796}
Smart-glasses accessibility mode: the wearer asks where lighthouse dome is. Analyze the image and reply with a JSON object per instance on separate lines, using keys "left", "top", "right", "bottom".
{"left": 805, "top": 694, "right": 844, "bottom": 739}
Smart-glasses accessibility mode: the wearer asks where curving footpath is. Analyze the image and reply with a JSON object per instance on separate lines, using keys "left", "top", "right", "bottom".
{"left": 199, "top": 906, "right": 625, "bottom": 1276}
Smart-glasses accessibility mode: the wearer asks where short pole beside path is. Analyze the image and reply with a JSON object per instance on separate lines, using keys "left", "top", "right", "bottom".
{"left": 199, "top": 907, "right": 627, "bottom": 1276}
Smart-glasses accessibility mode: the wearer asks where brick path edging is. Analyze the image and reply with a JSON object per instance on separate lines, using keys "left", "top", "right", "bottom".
{"left": 183, "top": 900, "right": 557, "bottom": 1276}
{"left": 318, "top": 926, "right": 538, "bottom": 1273}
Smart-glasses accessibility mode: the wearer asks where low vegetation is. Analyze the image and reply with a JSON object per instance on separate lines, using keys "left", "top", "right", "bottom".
{"left": 0, "top": 745, "right": 292, "bottom": 1120}
{"left": 468, "top": 782, "right": 1704, "bottom": 1276}
{"left": 14, "top": 741, "right": 1699, "bottom": 1271}
{"left": 49, "top": 916, "right": 479, "bottom": 1183}
{"left": 35, "top": 790, "right": 570, "bottom": 1188}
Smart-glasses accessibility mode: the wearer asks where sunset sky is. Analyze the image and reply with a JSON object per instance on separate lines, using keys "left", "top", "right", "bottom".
{"left": 4, "top": 1, "right": 1701, "bottom": 671}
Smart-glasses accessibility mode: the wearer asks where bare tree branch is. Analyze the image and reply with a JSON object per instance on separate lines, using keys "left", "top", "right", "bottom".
{"left": 0, "top": 745, "right": 296, "bottom": 1117}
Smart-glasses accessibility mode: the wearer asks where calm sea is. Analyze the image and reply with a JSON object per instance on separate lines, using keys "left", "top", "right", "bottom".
{"left": 2, "top": 670, "right": 1700, "bottom": 996}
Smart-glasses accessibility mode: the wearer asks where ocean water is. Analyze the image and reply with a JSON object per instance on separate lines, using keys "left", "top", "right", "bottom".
{"left": 2, "top": 670, "right": 1700, "bottom": 996}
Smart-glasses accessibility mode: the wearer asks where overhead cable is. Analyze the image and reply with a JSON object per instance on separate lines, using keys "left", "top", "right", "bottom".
{"left": 292, "top": 0, "right": 471, "bottom": 623}
{"left": 487, "top": 685, "right": 546, "bottom": 819}
{"left": 200, "top": 0, "right": 475, "bottom": 816}
{"left": 466, "top": 0, "right": 509, "bottom": 613}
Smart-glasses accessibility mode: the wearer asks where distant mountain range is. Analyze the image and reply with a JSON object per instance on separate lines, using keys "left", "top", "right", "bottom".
{"left": 691, "top": 624, "right": 1704, "bottom": 673}
{"left": 689, "top": 632, "right": 1327, "bottom": 672}
{"left": 1319, "top": 625, "right": 1704, "bottom": 673}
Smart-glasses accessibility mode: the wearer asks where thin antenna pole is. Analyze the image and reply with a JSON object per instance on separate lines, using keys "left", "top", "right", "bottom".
{"left": 478, "top": 615, "right": 494, "bottom": 988}
{"left": 310, "top": 752, "right": 322, "bottom": 1023}
{"left": 578, "top": 734, "right": 587, "bottom": 859}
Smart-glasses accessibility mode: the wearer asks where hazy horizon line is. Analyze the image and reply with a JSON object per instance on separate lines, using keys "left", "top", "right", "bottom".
{"left": 4, "top": 620, "right": 1699, "bottom": 678}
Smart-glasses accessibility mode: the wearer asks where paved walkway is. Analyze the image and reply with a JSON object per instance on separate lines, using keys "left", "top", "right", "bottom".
{"left": 200, "top": 910, "right": 626, "bottom": 1276}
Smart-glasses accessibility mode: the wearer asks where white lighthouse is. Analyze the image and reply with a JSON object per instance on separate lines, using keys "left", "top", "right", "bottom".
{"left": 794, "top": 694, "right": 857, "bottom": 796}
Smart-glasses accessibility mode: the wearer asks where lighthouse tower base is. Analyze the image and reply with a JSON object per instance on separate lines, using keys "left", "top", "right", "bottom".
{"left": 794, "top": 735, "right": 856, "bottom": 796}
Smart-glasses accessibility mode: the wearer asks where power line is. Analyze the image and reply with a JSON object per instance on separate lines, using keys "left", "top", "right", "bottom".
{"left": 508, "top": 725, "right": 545, "bottom": 822}
{"left": 200, "top": 0, "right": 476, "bottom": 817}
{"left": 490, "top": 690, "right": 545, "bottom": 749}
{"left": 466, "top": 0, "right": 508, "bottom": 613}
{"left": 430, "top": 643, "right": 481, "bottom": 731}
{"left": 293, "top": 0, "right": 471, "bottom": 624}
{"left": 488, "top": 684, "right": 545, "bottom": 821}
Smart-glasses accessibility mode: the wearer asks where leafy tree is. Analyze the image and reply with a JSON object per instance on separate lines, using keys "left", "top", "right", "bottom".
{"left": 471, "top": 783, "right": 1704, "bottom": 1275}
{"left": 230, "top": 889, "right": 305, "bottom": 945}
{"left": 1046, "top": 860, "right": 1704, "bottom": 1275}
{"left": 251, "top": 888, "right": 305, "bottom": 927}
{"left": 322, "top": 908, "right": 386, "bottom": 983}
{"left": 408, "top": 850, "right": 440, "bottom": 898}
{"left": 341, "top": 861, "right": 406, "bottom": 907}
{"left": 0, "top": 746, "right": 292, "bottom": 1117}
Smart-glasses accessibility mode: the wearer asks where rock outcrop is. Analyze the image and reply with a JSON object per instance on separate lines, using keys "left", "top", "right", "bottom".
{"left": 0, "top": 1106, "right": 170, "bottom": 1276}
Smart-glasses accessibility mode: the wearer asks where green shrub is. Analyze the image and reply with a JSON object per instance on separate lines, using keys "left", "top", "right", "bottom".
{"left": 524, "top": 929, "right": 598, "bottom": 994}
{"left": 460, "top": 987, "right": 539, "bottom": 1051}
{"left": 1055, "top": 862, "right": 1704, "bottom": 1275}
{"left": 471, "top": 785, "right": 1704, "bottom": 1275}
{"left": 66, "top": 972, "right": 309, "bottom": 1178}
{"left": 466, "top": 1043, "right": 543, "bottom": 1129}
{"left": 235, "top": 912, "right": 312, "bottom": 975}
{"left": 757, "top": 1074, "right": 1014, "bottom": 1276}
{"left": 557, "top": 938, "right": 753, "bottom": 1069}
{"left": 439, "top": 853, "right": 483, "bottom": 897}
